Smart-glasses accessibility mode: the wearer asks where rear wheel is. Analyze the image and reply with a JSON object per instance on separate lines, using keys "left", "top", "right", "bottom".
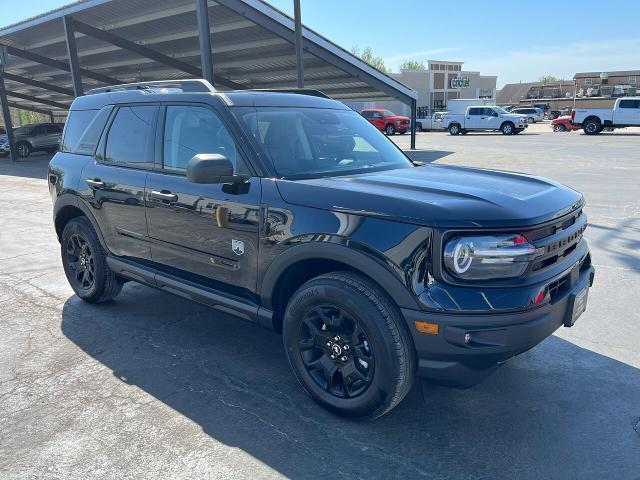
{"left": 61, "top": 216, "right": 123, "bottom": 303}
{"left": 283, "top": 272, "right": 416, "bottom": 419}
{"left": 385, "top": 124, "right": 396, "bottom": 135}
{"left": 448, "top": 124, "right": 461, "bottom": 135}
{"left": 415, "top": 123, "right": 423, "bottom": 132}
{"left": 553, "top": 124, "right": 566, "bottom": 132}
{"left": 583, "top": 118, "right": 601, "bottom": 135}
{"left": 16, "top": 141, "right": 31, "bottom": 158}
{"left": 501, "top": 122, "right": 515, "bottom": 135}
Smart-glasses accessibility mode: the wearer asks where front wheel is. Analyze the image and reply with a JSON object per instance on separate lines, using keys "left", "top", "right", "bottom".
{"left": 501, "top": 122, "right": 515, "bottom": 135}
{"left": 283, "top": 272, "right": 416, "bottom": 419}
{"left": 61, "top": 216, "right": 123, "bottom": 303}
{"left": 553, "top": 124, "right": 566, "bottom": 132}
{"left": 16, "top": 141, "right": 31, "bottom": 158}
{"left": 385, "top": 124, "right": 396, "bottom": 135}
{"left": 448, "top": 124, "right": 461, "bottom": 135}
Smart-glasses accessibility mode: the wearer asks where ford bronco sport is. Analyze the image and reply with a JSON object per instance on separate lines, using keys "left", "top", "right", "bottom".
{"left": 49, "top": 80, "right": 595, "bottom": 419}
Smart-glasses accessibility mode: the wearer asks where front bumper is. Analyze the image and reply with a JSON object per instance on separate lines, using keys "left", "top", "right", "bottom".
{"left": 401, "top": 262, "right": 595, "bottom": 388}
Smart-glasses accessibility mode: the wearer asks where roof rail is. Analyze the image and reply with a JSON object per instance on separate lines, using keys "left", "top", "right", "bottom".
{"left": 87, "top": 79, "right": 216, "bottom": 95}
{"left": 248, "top": 88, "right": 330, "bottom": 99}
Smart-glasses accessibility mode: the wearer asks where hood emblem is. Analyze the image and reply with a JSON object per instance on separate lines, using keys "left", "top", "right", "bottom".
{"left": 231, "top": 239, "right": 244, "bottom": 256}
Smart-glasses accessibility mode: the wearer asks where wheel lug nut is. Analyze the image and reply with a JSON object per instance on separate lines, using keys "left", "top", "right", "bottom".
{"left": 330, "top": 354, "right": 336, "bottom": 359}
{"left": 340, "top": 356, "right": 347, "bottom": 362}
{"left": 344, "top": 345, "right": 349, "bottom": 350}
{"left": 326, "top": 341, "right": 332, "bottom": 347}
{"left": 334, "top": 335, "right": 340, "bottom": 341}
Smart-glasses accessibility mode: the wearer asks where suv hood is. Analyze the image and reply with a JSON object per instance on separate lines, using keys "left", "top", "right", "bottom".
{"left": 276, "top": 164, "right": 583, "bottom": 228}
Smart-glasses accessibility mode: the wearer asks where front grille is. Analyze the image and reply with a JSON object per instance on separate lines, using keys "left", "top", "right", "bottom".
{"left": 526, "top": 208, "right": 586, "bottom": 274}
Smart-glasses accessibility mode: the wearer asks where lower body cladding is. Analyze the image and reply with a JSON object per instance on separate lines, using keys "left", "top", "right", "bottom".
{"left": 402, "top": 264, "right": 595, "bottom": 388}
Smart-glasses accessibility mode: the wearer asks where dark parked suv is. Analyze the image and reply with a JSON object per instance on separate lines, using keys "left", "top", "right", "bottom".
{"left": 49, "top": 80, "right": 595, "bottom": 419}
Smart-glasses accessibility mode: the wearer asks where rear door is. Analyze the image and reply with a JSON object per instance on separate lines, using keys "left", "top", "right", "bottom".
{"left": 616, "top": 99, "right": 640, "bottom": 125}
{"left": 30, "top": 125, "right": 47, "bottom": 149}
{"left": 79, "top": 104, "right": 158, "bottom": 260}
{"left": 466, "top": 107, "right": 484, "bottom": 129}
{"left": 44, "top": 124, "right": 63, "bottom": 149}
{"left": 145, "top": 102, "right": 261, "bottom": 295}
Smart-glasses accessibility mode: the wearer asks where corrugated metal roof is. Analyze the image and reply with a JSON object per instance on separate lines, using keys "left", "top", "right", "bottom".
{"left": 0, "top": 0, "right": 417, "bottom": 112}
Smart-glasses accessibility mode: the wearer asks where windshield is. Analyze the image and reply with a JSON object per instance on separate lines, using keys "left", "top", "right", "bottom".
{"left": 234, "top": 107, "right": 413, "bottom": 178}
{"left": 493, "top": 107, "right": 508, "bottom": 114}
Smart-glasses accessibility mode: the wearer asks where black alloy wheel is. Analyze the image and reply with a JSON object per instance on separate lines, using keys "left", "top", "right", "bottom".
{"left": 65, "top": 233, "right": 96, "bottom": 293}
{"left": 298, "top": 304, "right": 374, "bottom": 398}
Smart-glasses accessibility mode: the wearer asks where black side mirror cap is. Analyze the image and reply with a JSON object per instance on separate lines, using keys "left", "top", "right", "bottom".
{"left": 186, "top": 153, "right": 235, "bottom": 184}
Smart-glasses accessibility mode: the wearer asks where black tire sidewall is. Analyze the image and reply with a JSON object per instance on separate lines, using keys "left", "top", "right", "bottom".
{"left": 501, "top": 122, "right": 514, "bottom": 135}
{"left": 449, "top": 124, "right": 460, "bottom": 135}
{"left": 61, "top": 218, "right": 108, "bottom": 302}
{"left": 283, "top": 279, "right": 400, "bottom": 418}
{"left": 17, "top": 142, "right": 31, "bottom": 157}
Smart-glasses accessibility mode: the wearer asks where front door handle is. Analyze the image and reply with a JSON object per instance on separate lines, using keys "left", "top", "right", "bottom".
{"left": 151, "top": 190, "right": 178, "bottom": 202}
{"left": 86, "top": 179, "right": 104, "bottom": 189}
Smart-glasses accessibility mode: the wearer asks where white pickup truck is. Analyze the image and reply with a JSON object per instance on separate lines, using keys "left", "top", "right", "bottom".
{"left": 442, "top": 106, "right": 528, "bottom": 135}
{"left": 573, "top": 97, "right": 640, "bottom": 134}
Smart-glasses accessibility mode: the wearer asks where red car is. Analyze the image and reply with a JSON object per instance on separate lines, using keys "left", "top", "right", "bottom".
{"left": 360, "top": 109, "right": 410, "bottom": 135}
{"left": 551, "top": 115, "right": 581, "bottom": 132}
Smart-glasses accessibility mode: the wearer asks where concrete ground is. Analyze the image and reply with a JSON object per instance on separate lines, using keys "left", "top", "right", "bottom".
{"left": 1, "top": 124, "right": 639, "bottom": 479}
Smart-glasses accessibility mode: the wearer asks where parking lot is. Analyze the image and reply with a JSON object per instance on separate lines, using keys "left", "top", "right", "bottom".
{"left": 1, "top": 123, "right": 639, "bottom": 479}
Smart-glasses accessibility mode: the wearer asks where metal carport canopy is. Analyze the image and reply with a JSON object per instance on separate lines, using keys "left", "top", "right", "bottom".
{"left": 0, "top": 0, "right": 417, "bottom": 112}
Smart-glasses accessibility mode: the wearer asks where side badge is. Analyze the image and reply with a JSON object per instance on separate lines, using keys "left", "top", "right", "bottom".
{"left": 231, "top": 239, "right": 245, "bottom": 256}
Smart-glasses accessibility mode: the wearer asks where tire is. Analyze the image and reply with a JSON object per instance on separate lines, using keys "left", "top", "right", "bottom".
{"left": 501, "top": 122, "right": 515, "bottom": 135}
{"left": 553, "top": 124, "right": 566, "bottom": 132}
{"left": 61, "top": 216, "right": 123, "bottom": 303}
{"left": 448, "top": 124, "right": 461, "bottom": 135}
{"left": 583, "top": 118, "right": 601, "bottom": 135}
{"left": 415, "top": 123, "right": 423, "bottom": 133}
{"left": 460, "top": 129, "right": 468, "bottom": 135}
{"left": 384, "top": 124, "right": 396, "bottom": 135}
{"left": 513, "top": 129, "right": 522, "bottom": 134}
{"left": 399, "top": 130, "right": 406, "bottom": 135}
{"left": 528, "top": 117, "right": 535, "bottom": 124}
{"left": 16, "top": 141, "right": 31, "bottom": 158}
{"left": 282, "top": 271, "right": 416, "bottom": 419}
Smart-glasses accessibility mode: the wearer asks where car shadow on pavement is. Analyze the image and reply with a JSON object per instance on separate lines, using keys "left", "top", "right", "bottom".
{"left": 0, "top": 153, "right": 52, "bottom": 180}
{"left": 61, "top": 284, "right": 640, "bottom": 479}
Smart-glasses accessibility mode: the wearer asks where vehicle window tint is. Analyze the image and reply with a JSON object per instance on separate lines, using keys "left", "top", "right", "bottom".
{"left": 47, "top": 124, "right": 62, "bottom": 134}
{"left": 62, "top": 110, "right": 100, "bottom": 152}
{"left": 75, "top": 107, "right": 112, "bottom": 155}
{"left": 484, "top": 108, "right": 495, "bottom": 115}
{"left": 33, "top": 125, "right": 46, "bottom": 135}
{"left": 361, "top": 111, "right": 371, "bottom": 118}
{"left": 372, "top": 112, "right": 383, "bottom": 118}
{"left": 619, "top": 100, "right": 640, "bottom": 108}
{"left": 163, "top": 105, "right": 237, "bottom": 172}
{"left": 105, "top": 106, "right": 156, "bottom": 167}
{"left": 468, "top": 108, "right": 483, "bottom": 115}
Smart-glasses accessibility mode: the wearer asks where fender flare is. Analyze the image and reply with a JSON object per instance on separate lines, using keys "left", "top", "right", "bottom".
{"left": 259, "top": 242, "right": 421, "bottom": 311}
{"left": 53, "top": 193, "right": 110, "bottom": 252}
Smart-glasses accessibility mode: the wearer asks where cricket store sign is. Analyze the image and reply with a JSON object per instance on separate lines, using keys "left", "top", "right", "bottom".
{"left": 450, "top": 74, "right": 470, "bottom": 88}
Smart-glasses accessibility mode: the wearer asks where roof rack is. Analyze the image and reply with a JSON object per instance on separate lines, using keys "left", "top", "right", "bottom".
{"left": 248, "top": 88, "right": 329, "bottom": 99}
{"left": 87, "top": 79, "right": 216, "bottom": 95}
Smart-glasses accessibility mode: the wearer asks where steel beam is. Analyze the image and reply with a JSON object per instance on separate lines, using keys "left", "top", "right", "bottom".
{"left": 0, "top": 74, "right": 18, "bottom": 161}
{"left": 196, "top": 0, "right": 214, "bottom": 84}
{"left": 293, "top": 0, "right": 304, "bottom": 88}
{"left": 6, "top": 101, "right": 56, "bottom": 116}
{"left": 2, "top": 44, "right": 118, "bottom": 85}
{"left": 2, "top": 72, "right": 74, "bottom": 96}
{"left": 63, "top": 16, "right": 84, "bottom": 96}
{"left": 410, "top": 98, "right": 417, "bottom": 150}
{"left": 5, "top": 91, "right": 70, "bottom": 110}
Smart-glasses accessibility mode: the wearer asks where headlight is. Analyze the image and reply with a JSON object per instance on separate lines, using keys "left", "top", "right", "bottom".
{"left": 443, "top": 234, "right": 536, "bottom": 280}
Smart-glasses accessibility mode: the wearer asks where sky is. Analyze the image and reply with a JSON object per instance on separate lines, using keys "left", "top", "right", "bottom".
{"left": 2, "top": 0, "right": 639, "bottom": 88}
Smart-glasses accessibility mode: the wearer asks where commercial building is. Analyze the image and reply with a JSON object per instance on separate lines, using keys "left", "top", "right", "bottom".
{"left": 349, "top": 60, "right": 497, "bottom": 117}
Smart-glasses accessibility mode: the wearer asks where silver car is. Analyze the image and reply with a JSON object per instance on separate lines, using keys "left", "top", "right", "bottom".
{"left": 0, "top": 123, "right": 64, "bottom": 157}
{"left": 511, "top": 107, "right": 544, "bottom": 123}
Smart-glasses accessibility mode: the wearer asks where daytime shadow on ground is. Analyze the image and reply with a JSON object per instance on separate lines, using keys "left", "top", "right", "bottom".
{"left": 62, "top": 283, "right": 640, "bottom": 479}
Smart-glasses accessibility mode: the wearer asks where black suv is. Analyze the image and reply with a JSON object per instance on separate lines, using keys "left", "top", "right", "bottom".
{"left": 49, "top": 80, "right": 595, "bottom": 419}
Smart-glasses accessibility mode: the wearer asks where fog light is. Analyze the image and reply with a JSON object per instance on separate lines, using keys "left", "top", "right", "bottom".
{"left": 415, "top": 321, "right": 439, "bottom": 335}
{"left": 464, "top": 332, "right": 472, "bottom": 344}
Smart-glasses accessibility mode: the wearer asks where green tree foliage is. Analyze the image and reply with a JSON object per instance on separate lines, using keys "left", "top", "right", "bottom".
{"left": 538, "top": 75, "right": 558, "bottom": 84}
{"left": 351, "top": 46, "right": 389, "bottom": 74}
{"left": 399, "top": 59, "right": 425, "bottom": 71}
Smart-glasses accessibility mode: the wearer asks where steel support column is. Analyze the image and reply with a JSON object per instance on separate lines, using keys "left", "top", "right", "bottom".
{"left": 410, "top": 98, "right": 417, "bottom": 150}
{"left": 293, "top": 0, "right": 304, "bottom": 88}
{"left": 0, "top": 74, "right": 18, "bottom": 161}
{"left": 63, "top": 16, "right": 83, "bottom": 96}
{"left": 195, "top": 0, "right": 214, "bottom": 84}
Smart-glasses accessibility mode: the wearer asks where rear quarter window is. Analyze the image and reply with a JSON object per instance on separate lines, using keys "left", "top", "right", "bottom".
{"left": 62, "top": 107, "right": 112, "bottom": 155}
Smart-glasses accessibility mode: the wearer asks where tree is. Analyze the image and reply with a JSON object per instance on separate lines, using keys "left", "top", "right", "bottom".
{"left": 399, "top": 59, "right": 425, "bottom": 71}
{"left": 538, "top": 74, "right": 558, "bottom": 84}
{"left": 351, "top": 46, "right": 389, "bottom": 74}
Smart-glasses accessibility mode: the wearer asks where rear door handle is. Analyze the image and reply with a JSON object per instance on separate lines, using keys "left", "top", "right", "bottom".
{"left": 151, "top": 190, "right": 178, "bottom": 202}
{"left": 86, "top": 179, "right": 104, "bottom": 189}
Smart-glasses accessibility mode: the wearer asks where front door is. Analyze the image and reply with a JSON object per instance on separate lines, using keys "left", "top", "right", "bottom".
{"left": 616, "top": 99, "right": 640, "bottom": 125}
{"left": 484, "top": 108, "right": 501, "bottom": 129}
{"left": 79, "top": 104, "right": 158, "bottom": 261}
{"left": 145, "top": 104, "right": 261, "bottom": 296}
{"left": 466, "top": 107, "right": 484, "bottom": 129}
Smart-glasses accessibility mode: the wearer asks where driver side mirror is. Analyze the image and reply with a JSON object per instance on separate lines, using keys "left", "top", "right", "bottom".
{"left": 491, "top": 111, "right": 499, "bottom": 117}
{"left": 186, "top": 154, "right": 236, "bottom": 184}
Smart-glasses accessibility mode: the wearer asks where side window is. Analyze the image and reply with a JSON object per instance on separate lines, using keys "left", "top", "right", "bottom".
{"left": 75, "top": 107, "right": 112, "bottom": 155}
{"left": 372, "top": 112, "right": 383, "bottom": 119}
{"left": 361, "top": 111, "right": 371, "bottom": 118}
{"left": 619, "top": 100, "right": 635, "bottom": 109}
{"left": 484, "top": 108, "right": 495, "bottom": 115}
{"left": 162, "top": 105, "right": 238, "bottom": 173}
{"left": 104, "top": 106, "right": 157, "bottom": 168}
{"left": 33, "top": 125, "right": 46, "bottom": 136}
{"left": 468, "top": 108, "right": 482, "bottom": 115}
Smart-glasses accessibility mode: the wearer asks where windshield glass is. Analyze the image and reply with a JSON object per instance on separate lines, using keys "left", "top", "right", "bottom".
{"left": 493, "top": 107, "right": 507, "bottom": 114}
{"left": 234, "top": 107, "right": 413, "bottom": 178}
